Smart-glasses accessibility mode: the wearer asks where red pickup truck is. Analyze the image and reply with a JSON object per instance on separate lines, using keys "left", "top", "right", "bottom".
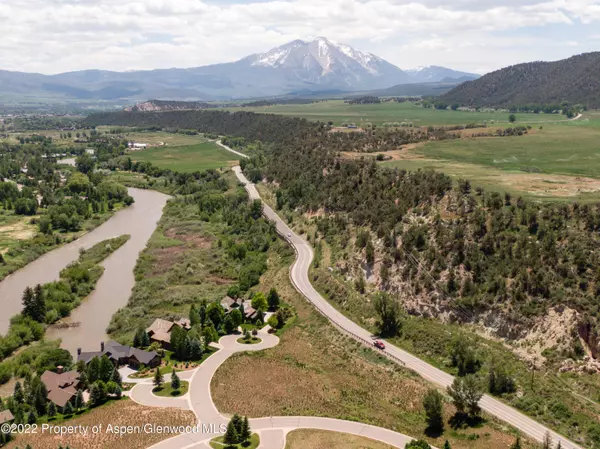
{"left": 374, "top": 340, "right": 385, "bottom": 350}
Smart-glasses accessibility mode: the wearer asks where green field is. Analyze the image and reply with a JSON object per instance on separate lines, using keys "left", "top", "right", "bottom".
{"left": 130, "top": 141, "right": 238, "bottom": 172}
{"left": 380, "top": 115, "right": 600, "bottom": 201}
{"left": 228, "top": 100, "right": 568, "bottom": 127}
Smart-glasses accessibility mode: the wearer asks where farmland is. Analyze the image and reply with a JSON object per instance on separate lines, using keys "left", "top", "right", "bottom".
{"left": 129, "top": 141, "right": 238, "bottom": 172}
{"left": 228, "top": 100, "right": 566, "bottom": 127}
{"left": 378, "top": 115, "right": 600, "bottom": 201}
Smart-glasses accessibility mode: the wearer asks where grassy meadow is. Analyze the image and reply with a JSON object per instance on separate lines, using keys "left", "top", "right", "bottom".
{"left": 376, "top": 114, "right": 600, "bottom": 201}
{"left": 129, "top": 141, "right": 239, "bottom": 172}
{"left": 228, "top": 100, "right": 567, "bottom": 127}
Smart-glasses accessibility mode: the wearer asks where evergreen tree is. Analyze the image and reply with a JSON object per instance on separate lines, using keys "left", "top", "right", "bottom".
{"left": 34, "top": 383, "right": 48, "bottom": 416}
{"left": 223, "top": 314, "right": 235, "bottom": 334}
{"left": 443, "top": 441, "right": 451, "bottom": 449}
{"left": 223, "top": 420, "right": 239, "bottom": 445}
{"left": 27, "top": 409, "right": 37, "bottom": 424}
{"left": 47, "top": 401, "right": 57, "bottom": 417}
{"left": 33, "top": 284, "right": 46, "bottom": 322}
{"left": 13, "top": 381, "right": 24, "bottom": 404}
{"left": 153, "top": 368, "right": 164, "bottom": 389}
{"left": 21, "top": 287, "right": 36, "bottom": 320}
{"left": 267, "top": 288, "right": 280, "bottom": 310}
{"left": 188, "top": 338, "right": 203, "bottom": 360}
{"left": 74, "top": 390, "right": 84, "bottom": 410}
{"left": 63, "top": 401, "right": 74, "bottom": 416}
{"left": 171, "top": 369, "right": 181, "bottom": 391}
{"left": 133, "top": 327, "right": 147, "bottom": 348}
{"left": 241, "top": 416, "right": 251, "bottom": 442}
{"left": 111, "top": 366, "right": 122, "bottom": 386}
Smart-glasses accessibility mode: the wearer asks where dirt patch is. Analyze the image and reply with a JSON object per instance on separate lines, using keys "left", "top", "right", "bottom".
{"left": 329, "top": 127, "right": 366, "bottom": 133}
{"left": 5, "top": 398, "right": 195, "bottom": 449}
{"left": 166, "top": 228, "right": 212, "bottom": 249}
{"left": 340, "top": 143, "right": 427, "bottom": 161}
{"left": 149, "top": 246, "right": 185, "bottom": 276}
{"left": 285, "top": 429, "right": 395, "bottom": 449}
{"left": 0, "top": 220, "right": 37, "bottom": 240}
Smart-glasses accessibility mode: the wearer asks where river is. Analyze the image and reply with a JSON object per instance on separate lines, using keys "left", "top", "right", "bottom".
{"left": 0, "top": 187, "right": 170, "bottom": 356}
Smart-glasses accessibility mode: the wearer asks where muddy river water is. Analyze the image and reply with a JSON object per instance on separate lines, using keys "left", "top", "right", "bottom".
{"left": 0, "top": 188, "right": 169, "bottom": 355}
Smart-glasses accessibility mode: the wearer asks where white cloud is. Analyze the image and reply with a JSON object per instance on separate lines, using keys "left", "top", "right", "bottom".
{"left": 0, "top": 0, "right": 599, "bottom": 74}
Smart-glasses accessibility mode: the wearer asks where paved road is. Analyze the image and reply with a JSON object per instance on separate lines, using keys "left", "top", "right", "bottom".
{"left": 140, "top": 328, "right": 418, "bottom": 449}
{"left": 229, "top": 159, "right": 582, "bottom": 449}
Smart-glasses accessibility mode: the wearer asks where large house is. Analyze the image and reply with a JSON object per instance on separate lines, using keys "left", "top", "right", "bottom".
{"left": 78, "top": 340, "right": 161, "bottom": 369}
{"left": 146, "top": 318, "right": 191, "bottom": 350}
{"left": 221, "top": 296, "right": 259, "bottom": 321}
{"left": 40, "top": 368, "right": 80, "bottom": 409}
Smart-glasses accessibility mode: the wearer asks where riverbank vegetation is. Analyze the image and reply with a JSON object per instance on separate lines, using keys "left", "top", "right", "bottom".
{"left": 0, "top": 236, "right": 129, "bottom": 369}
{"left": 0, "top": 137, "right": 134, "bottom": 282}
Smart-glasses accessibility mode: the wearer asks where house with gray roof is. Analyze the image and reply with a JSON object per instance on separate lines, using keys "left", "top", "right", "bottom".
{"left": 78, "top": 340, "right": 161, "bottom": 369}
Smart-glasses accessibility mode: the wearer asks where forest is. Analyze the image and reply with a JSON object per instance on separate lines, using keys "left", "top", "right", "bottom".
{"left": 86, "top": 109, "right": 600, "bottom": 348}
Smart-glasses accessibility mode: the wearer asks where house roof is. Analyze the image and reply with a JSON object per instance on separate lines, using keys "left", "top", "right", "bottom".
{"left": 41, "top": 370, "right": 80, "bottom": 392}
{"left": 41, "top": 370, "right": 80, "bottom": 408}
{"left": 221, "top": 296, "right": 238, "bottom": 309}
{"left": 0, "top": 410, "right": 14, "bottom": 424}
{"left": 77, "top": 341, "right": 159, "bottom": 366}
{"left": 146, "top": 318, "right": 191, "bottom": 343}
{"left": 47, "top": 386, "right": 77, "bottom": 408}
{"left": 146, "top": 318, "right": 175, "bottom": 336}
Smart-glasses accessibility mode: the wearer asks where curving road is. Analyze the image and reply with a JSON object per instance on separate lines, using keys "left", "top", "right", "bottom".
{"left": 130, "top": 329, "right": 417, "bottom": 449}
{"left": 227, "top": 155, "right": 583, "bottom": 449}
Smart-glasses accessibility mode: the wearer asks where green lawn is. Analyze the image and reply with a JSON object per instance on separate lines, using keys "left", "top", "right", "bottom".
{"left": 228, "top": 100, "right": 563, "bottom": 127}
{"left": 130, "top": 141, "right": 238, "bottom": 172}
{"left": 209, "top": 433, "right": 259, "bottom": 449}
{"left": 153, "top": 380, "right": 189, "bottom": 397}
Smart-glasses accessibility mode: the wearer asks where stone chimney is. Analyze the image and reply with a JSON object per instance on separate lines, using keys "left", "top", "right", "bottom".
{"left": 56, "top": 365, "right": 64, "bottom": 374}
{"left": 100, "top": 341, "right": 105, "bottom": 352}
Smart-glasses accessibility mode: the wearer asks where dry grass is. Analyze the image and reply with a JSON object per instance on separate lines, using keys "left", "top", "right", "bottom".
{"left": 5, "top": 399, "right": 195, "bottom": 449}
{"left": 211, "top": 246, "right": 529, "bottom": 449}
{"left": 285, "top": 429, "right": 395, "bottom": 449}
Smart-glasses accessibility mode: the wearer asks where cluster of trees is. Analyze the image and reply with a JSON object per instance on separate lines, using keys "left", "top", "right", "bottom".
{"left": 345, "top": 96, "right": 381, "bottom": 104}
{"left": 223, "top": 414, "right": 252, "bottom": 446}
{"left": 82, "top": 355, "right": 123, "bottom": 407}
{"left": 0, "top": 353, "right": 120, "bottom": 431}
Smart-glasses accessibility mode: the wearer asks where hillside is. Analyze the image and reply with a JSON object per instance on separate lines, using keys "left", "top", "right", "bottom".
{"left": 440, "top": 52, "right": 600, "bottom": 108}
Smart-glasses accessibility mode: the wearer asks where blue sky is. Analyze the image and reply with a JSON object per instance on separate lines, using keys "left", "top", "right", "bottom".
{"left": 1, "top": 0, "right": 599, "bottom": 74}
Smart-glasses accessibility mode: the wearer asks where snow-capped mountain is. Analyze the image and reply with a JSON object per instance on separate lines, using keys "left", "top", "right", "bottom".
{"left": 406, "top": 65, "right": 480, "bottom": 83}
{"left": 240, "top": 37, "right": 412, "bottom": 91}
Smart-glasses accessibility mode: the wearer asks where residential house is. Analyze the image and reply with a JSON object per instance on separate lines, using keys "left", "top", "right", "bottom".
{"left": 40, "top": 368, "right": 80, "bottom": 409}
{"left": 220, "top": 296, "right": 259, "bottom": 321}
{"left": 146, "top": 318, "right": 191, "bottom": 350}
{"left": 78, "top": 340, "right": 161, "bottom": 369}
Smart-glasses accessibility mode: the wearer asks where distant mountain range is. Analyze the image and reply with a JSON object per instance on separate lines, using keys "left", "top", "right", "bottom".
{"left": 0, "top": 38, "right": 478, "bottom": 103}
{"left": 405, "top": 66, "right": 479, "bottom": 83}
{"left": 440, "top": 52, "right": 600, "bottom": 108}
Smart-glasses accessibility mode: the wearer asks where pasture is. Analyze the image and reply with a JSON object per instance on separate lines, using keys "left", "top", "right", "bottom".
{"left": 228, "top": 100, "right": 567, "bottom": 127}
{"left": 380, "top": 116, "right": 600, "bottom": 201}
{"left": 129, "top": 141, "right": 239, "bottom": 172}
